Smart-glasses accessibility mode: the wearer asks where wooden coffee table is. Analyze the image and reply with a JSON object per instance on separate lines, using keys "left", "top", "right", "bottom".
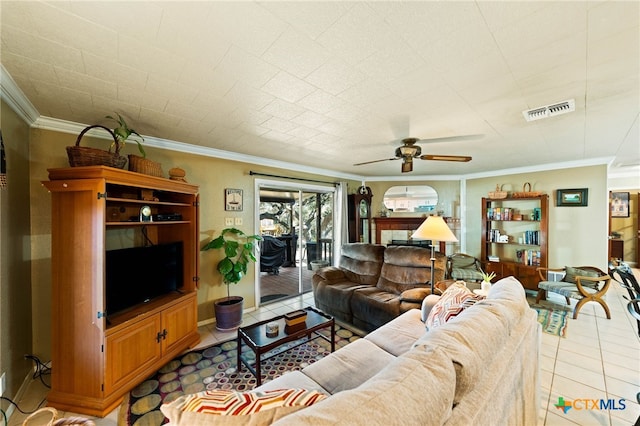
{"left": 237, "top": 307, "right": 335, "bottom": 386}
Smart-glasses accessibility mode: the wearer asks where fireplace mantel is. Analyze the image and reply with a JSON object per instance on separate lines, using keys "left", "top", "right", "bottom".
{"left": 373, "top": 217, "right": 447, "bottom": 252}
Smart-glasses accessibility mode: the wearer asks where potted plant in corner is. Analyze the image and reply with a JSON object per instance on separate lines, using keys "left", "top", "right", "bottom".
{"left": 202, "top": 228, "right": 261, "bottom": 331}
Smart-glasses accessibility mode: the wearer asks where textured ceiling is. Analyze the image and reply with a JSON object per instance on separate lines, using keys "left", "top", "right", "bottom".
{"left": 1, "top": 1, "right": 638, "bottom": 178}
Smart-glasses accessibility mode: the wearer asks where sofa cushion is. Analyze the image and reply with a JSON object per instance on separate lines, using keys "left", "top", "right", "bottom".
{"left": 563, "top": 266, "right": 600, "bottom": 289}
{"left": 255, "top": 371, "right": 327, "bottom": 394}
{"left": 312, "top": 281, "right": 369, "bottom": 323}
{"left": 301, "top": 338, "right": 394, "bottom": 394}
{"left": 350, "top": 286, "right": 401, "bottom": 331}
{"left": 273, "top": 346, "right": 456, "bottom": 426}
{"left": 365, "top": 309, "right": 426, "bottom": 356}
{"left": 375, "top": 246, "right": 431, "bottom": 294}
{"left": 160, "top": 388, "right": 326, "bottom": 426}
{"left": 426, "top": 281, "right": 485, "bottom": 330}
{"left": 339, "top": 243, "right": 385, "bottom": 285}
{"left": 413, "top": 278, "right": 527, "bottom": 404}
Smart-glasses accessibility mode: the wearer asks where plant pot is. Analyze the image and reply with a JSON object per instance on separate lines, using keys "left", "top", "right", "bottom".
{"left": 214, "top": 296, "right": 243, "bottom": 331}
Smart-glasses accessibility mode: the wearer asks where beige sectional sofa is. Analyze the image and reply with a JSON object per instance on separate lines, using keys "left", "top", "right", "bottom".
{"left": 161, "top": 276, "right": 540, "bottom": 425}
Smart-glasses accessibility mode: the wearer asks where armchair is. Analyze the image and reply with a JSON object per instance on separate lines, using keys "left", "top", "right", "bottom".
{"left": 536, "top": 266, "right": 611, "bottom": 319}
{"left": 447, "top": 253, "right": 484, "bottom": 281}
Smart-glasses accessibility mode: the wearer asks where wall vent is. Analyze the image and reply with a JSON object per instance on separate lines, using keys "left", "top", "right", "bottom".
{"left": 523, "top": 99, "right": 575, "bottom": 122}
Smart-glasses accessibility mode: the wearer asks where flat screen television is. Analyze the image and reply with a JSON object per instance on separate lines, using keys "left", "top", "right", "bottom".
{"left": 105, "top": 241, "right": 183, "bottom": 317}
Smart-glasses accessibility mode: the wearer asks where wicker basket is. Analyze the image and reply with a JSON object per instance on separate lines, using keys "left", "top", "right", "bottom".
{"left": 22, "top": 407, "right": 96, "bottom": 426}
{"left": 128, "top": 154, "right": 164, "bottom": 177}
{"left": 512, "top": 182, "right": 544, "bottom": 198}
{"left": 488, "top": 184, "right": 508, "bottom": 199}
{"left": 66, "top": 125, "right": 127, "bottom": 169}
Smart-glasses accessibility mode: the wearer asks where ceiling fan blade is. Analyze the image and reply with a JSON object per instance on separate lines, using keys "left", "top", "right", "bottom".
{"left": 421, "top": 154, "right": 472, "bottom": 162}
{"left": 353, "top": 157, "right": 399, "bottom": 166}
{"left": 418, "top": 134, "right": 484, "bottom": 144}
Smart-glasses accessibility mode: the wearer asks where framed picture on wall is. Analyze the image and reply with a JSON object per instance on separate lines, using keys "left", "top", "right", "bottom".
{"left": 225, "top": 188, "right": 243, "bottom": 211}
{"left": 556, "top": 188, "right": 588, "bottom": 207}
{"left": 610, "top": 192, "right": 630, "bottom": 217}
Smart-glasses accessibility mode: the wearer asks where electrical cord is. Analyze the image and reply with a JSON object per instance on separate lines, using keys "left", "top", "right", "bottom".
{"left": 0, "top": 395, "right": 46, "bottom": 416}
{"left": 141, "top": 226, "right": 155, "bottom": 247}
{"left": 24, "top": 355, "right": 51, "bottom": 389}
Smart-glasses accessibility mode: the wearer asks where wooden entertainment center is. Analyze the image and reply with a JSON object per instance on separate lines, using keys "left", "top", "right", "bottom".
{"left": 43, "top": 166, "right": 200, "bottom": 416}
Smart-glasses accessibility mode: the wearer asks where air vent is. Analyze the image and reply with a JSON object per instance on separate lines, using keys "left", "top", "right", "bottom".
{"left": 523, "top": 99, "right": 575, "bottom": 122}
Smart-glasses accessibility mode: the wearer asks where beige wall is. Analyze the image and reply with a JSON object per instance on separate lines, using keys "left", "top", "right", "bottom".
{"left": 465, "top": 166, "right": 610, "bottom": 270}
{"left": 0, "top": 100, "right": 33, "bottom": 403}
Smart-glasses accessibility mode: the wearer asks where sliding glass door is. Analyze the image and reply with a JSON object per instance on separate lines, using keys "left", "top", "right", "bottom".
{"left": 255, "top": 179, "right": 339, "bottom": 305}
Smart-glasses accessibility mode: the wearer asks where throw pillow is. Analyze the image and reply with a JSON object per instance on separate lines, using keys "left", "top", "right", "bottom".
{"left": 426, "top": 282, "right": 485, "bottom": 330}
{"left": 160, "top": 388, "right": 327, "bottom": 426}
{"left": 564, "top": 266, "right": 600, "bottom": 287}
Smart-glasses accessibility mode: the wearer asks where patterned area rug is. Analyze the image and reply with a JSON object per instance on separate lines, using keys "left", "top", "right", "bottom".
{"left": 118, "top": 324, "right": 361, "bottom": 425}
{"left": 532, "top": 306, "right": 569, "bottom": 337}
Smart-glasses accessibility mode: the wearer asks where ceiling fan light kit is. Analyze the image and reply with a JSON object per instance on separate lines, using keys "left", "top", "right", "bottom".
{"left": 355, "top": 137, "right": 473, "bottom": 173}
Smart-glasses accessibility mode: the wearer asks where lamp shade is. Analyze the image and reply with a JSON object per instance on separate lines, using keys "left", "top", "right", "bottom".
{"left": 411, "top": 216, "right": 458, "bottom": 242}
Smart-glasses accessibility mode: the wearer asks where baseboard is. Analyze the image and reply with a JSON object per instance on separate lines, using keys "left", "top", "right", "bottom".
{"left": 5, "top": 365, "right": 38, "bottom": 422}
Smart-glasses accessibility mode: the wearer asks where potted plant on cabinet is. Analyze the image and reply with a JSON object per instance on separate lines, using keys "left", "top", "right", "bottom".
{"left": 106, "top": 112, "right": 146, "bottom": 157}
{"left": 202, "top": 228, "right": 261, "bottom": 331}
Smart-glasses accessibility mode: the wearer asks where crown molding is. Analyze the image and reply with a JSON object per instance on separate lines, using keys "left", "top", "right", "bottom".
{"left": 32, "top": 116, "right": 363, "bottom": 182}
{"left": 0, "top": 64, "right": 40, "bottom": 124}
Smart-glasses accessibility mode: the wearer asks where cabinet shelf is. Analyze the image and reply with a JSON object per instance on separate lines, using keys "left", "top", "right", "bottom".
{"left": 106, "top": 196, "right": 191, "bottom": 207}
{"left": 106, "top": 220, "right": 190, "bottom": 226}
{"left": 486, "top": 219, "right": 540, "bottom": 223}
{"left": 486, "top": 242, "right": 540, "bottom": 247}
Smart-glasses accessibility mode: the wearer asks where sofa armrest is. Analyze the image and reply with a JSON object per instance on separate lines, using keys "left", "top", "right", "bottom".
{"left": 313, "top": 266, "right": 347, "bottom": 283}
{"left": 421, "top": 294, "right": 441, "bottom": 322}
{"left": 400, "top": 287, "right": 431, "bottom": 303}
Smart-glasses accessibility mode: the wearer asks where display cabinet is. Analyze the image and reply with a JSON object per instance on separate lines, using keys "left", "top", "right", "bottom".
{"left": 348, "top": 186, "right": 373, "bottom": 243}
{"left": 481, "top": 195, "right": 548, "bottom": 290}
{"left": 43, "top": 166, "right": 200, "bottom": 417}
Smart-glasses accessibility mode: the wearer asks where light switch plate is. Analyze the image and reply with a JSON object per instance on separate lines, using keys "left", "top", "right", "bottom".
{"left": 225, "top": 217, "right": 234, "bottom": 226}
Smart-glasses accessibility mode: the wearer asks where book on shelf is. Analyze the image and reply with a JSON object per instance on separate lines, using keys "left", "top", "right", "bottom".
{"left": 488, "top": 255, "right": 500, "bottom": 262}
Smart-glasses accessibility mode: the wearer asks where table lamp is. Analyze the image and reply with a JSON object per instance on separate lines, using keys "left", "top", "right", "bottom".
{"left": 411, "top": 216, "right": 458, "bottom": 294}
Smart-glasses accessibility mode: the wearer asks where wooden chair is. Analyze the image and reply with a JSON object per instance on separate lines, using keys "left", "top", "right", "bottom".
{"left": 610, "top": 266, "right": 640, "bottom": 337}
{"left": 447, "top": 253, "right": 484, "bottom": 282}
{"left": 536, "top": 266, "right": 611, "bottom": 319}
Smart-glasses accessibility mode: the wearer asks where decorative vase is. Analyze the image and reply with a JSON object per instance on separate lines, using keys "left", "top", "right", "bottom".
{"left": 481, "top": 280, "right": 492, "bottom": 293}
{"left": 214, "top": 296, "right": 243, "bottom": 331}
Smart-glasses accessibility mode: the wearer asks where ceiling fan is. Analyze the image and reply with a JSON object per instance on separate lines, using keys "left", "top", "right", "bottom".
{"left": 354, "top": 137, "right": 472, "bottom": 173}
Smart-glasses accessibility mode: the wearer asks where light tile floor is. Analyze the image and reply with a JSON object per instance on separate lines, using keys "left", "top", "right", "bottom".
{"left": 7, "top": 278, "right": 640, "bottom": 425}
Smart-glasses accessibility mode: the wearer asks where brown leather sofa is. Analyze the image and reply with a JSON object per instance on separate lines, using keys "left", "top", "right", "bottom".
{"left": 312, "top": 243, "right": 445, "bottom": 331}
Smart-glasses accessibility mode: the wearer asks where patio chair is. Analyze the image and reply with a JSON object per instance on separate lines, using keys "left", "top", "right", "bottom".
{"left": 536, "top": 266, "right": 611, "bottom": 319}
{"left": 609, "top": 266, "right": 640, "bottom": 337}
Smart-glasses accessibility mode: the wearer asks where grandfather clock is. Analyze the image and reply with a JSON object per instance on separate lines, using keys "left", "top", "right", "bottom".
{"left": 348, "top": 186, "right": 373, "bottom": 243}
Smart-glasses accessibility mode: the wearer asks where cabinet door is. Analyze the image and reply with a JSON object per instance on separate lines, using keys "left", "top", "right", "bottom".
{"left": 516, "top": 265, "right": 539, "bottom": 291}
{"left": 104, "top": 315, "right": 162, "bottom": 395}
{"left": 161, "top": 295, "right": 198, "bottom": 356}
{"left": 43, "top": 178, "right": 107, "bottom": 397}
{"left": 484, "top": 262, "right": 503, "bottom": 280}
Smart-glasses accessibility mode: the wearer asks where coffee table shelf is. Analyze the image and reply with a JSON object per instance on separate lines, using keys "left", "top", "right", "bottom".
{"left": 237, "top": 307, "right": 335, "bottom": 386}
